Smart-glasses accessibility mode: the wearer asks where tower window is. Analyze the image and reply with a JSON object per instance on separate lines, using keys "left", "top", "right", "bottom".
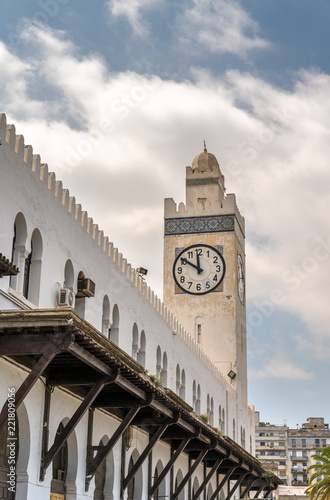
{"left": 23, "top": 249, "right": 32, "bottom": 299}
{"left": 197, "top": 324, "right": 202, "bottom": 343}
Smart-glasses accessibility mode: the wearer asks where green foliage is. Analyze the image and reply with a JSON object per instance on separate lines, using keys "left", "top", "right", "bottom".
{"left": 305, "top": 446, "right": 330, "bottom": 500}
{"left": 210, "top": 426, "right": 223, "bottom": 437}
{"left": 149, "top": 374, "right": 162, "bottom": 387}
{"left": 200, "top": 413, "right": 209, "bottom": 423}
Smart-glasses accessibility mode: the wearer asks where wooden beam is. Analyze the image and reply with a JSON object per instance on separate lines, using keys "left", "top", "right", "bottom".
{"left": 171, "top": 443, "right": 216, "bottom": 500}
{"left": 40, "top": 383, "right": 51, "bottom": 476}
{"left": 0, "top": 343, "right": 60, "bottom": 432}
{"left": 123, "top": 421, "right": 171, "bottom": 490}
{"left": 86, "top": 403, "right": 146, "bottom": 490}
{"left": 115, "top": 374, "right": 147, "bottom": 400}
{"left": 94, "top": 394, "right": 143, "bottom": 408}
{"left": 253, "top": 484, "right": 266, "bottom": 499}
{"left": 224, "top": 470, "right": 249, "bottom": 500}
{"left": 0, "top": 331, "right": 73, "bottom": 355}
{"left": 67, "top": 343, "right": 112, "bottom": 376}
{"left": 49, "top": 369, "right": 107, "bottom": 386}
{"left": 263, "top": 487, "right": 272, "bottom": 499}
{"left": 241, "top": 476, "right": 257, "bottom": 498}
{"left": 208, "top": 465, "right": 238, "bottom": 500}
{"left": 192, "top": 458, "right": 224, "bottom": 500}
{"left": 149, "top": 436, "right": 192, "bottom": 497}
{"left": 40, "top": 380, "right": 107, "bottom": 480}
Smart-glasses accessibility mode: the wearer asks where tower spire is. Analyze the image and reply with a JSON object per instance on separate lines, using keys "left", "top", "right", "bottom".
{"left": 203, "top": 140, "right": 207, "bottom": 153}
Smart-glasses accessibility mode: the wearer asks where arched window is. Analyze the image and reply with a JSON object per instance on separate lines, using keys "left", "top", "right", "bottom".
{"left": 75, "top": 271, "right": 86, "bottom": 318}
{"left": 161, "top": 352, "right": 168, "bottom": 387}
{"left": 153, "top": 460, "right": 166, "bottom": 500}
{"left": 23, "top": 245, "right": 32, "bottom": 299}
{"left": 207, "top": 483, "right": 214, "bottom": 500}
{"left": 179, "top": 370, "right": 185, "bottom": 400}
{"left": 250, "top": 435, "right": 253, "bottom": 454}
{"left": 233, "top": 418, "right": 236, "bottom": 441}
{"left": 195, "top": 316, "right": 203, "bottom": 344}
{"left": 110, "top": 304, "right": 119, "bottom": 344}
{"left": 193, "top": 477, "right": 200, "bottom": 499}
{"left": 222, "top": 408, "right": 225, "bottom": 433}
{"left": 210, "top": 397, "right": 214, "bottom": 425}
{"left": 102, "top": 296, "right": 110, "bottom": 336}
{"left": 10, "top": 212, "right": 27, "bottom": 292}
{"left": 137, "top": 330, "right": 146, "bottom": 367}
{"left": 156, "top": 348, "right": 167, "bottom": 386}
{"left": 219, "top": 405, "right": 222, "bottom": 430}
{"left": 127, "top": 450, "right": 142, "bottom": 500}
{"left": 132, "top": 323, "right": 139, "bottom": 360}
{"left": 175, "top": 366, "right": 186, "bottom": 399}
{"left": 64, "top": 259, "right": 74, "bottom": 290}
{"left": 192, "top": 380, "right": 197, "bottom": 410}
{"left": 196, "top": 384, "right": 201, "bottom": 415}
{"left": 156, "top": 346, "right": 162, "bottom": 379}
{"left": 241, "top": 427, "right": 246, "bottom": 449}
{"left": 174, "top": 469, "right": 185, "bottom": 500}
{"left": 176, "top": 364, "right": 181, "bottom": 395}
{"left": 24, "top": 228, "right": 43, "bottom": 304}
{"left": 94, "top": 438, "right": 106, "bottom": 500}
{"left": 51, "top": 423, "right": 68, "bottom": 497}
{"left": 132, "top": 326, "right": 146, "bottom": 367}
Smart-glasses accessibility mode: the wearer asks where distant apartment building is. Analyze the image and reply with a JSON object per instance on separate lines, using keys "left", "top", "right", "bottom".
{"left": 255, "top": 413, "right": 330, "bottom": 499}
{"left": 287, "top": 417, "right": 330, "bottom": 487}
{"left": 255, "top": 412, "right": 289, "bottom": 485}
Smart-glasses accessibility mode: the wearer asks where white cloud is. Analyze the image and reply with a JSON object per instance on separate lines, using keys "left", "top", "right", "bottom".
{"left": 251, "top": 353, "right": 314, "bottom": 381}
{"left": 1, "top": 24, "right": 330, "bottom": 348}
{"left": 178, "top": 0, "right": 270, "bottom": 57}
{"left": 107, "top": 0, "right": 163, "bottom": 36}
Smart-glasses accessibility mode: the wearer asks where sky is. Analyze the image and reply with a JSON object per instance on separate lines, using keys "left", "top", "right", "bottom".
{"left": 0, "top": 0, "right": 329, "bottom": 429}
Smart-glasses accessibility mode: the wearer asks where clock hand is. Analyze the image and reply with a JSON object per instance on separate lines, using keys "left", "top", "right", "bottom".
{"left": 181, "top": 257, "right": 203, "bottom": 273}
{"left": 196, "top": 252, "right": 203, "bottom": 274}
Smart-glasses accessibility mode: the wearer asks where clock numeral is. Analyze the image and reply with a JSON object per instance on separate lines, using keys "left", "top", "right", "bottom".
{"left": 196, "top": 249, "right": 203, "bottom": 256}
{"left": 205, "top": 281, "right": 211, "bottom": 289}
{"left": 177, "top": 266, "right": 182, "bottom": 274}
{"left": 213, "top": 256, "right": 218, "bottom": 264}
{"left": 213, "top": 275, "right": 218, "bottom": 282}
{"left": 188, "top": 281, "right": 193, "bottom": 289}
{"left": 196, "top": 283, "right": 202, "bottom": 291}
{"left": 180, "top": 276, "right": 185, "bottom": 284}
{"left": 216, "top": 265, "right": 221, "bottom": 272}
{"left": 187, "top": 251, "right": 193, "bottom": 258}
{"left": 206, "top": 250, "right": 210, "bottom": 257}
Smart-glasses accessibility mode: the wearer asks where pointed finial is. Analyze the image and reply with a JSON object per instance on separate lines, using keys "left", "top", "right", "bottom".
{"left": 203, "top": 140, "right": 207, "bottom": 153}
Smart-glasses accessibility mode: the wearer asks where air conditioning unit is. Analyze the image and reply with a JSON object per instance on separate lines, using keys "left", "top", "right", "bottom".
{"left": 77, "top": 277, "right": 95, "bottom": 297}
{"left": 57, "top": 286, "right": 75, "bottom": 308}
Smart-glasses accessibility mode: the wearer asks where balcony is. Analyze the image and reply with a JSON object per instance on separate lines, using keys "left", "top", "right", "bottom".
{"left": 290, "top": 456, "right": 308, "bottom": 461}
{"left": 292, "top": 480, "right": 309, "bottom": 486}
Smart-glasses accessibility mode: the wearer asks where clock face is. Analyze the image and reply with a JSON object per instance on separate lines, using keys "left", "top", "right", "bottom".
{"left": 237, "top": 253, "right": 245, "bottom": 304}
{"left": 173, "top": 244, "right": 226, "bottom": 295}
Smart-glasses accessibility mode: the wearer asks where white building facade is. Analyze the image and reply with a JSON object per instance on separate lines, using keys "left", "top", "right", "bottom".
{"left": 0, "top": 114, "right": 279, "bottom": 500}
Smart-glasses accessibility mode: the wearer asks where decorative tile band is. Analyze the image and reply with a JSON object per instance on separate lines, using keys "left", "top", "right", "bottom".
{"left": 165, "top": 215, "right": 235, "bottom": 235}
{"left": 186, "top": 177, "right": 219, "bottom": 186}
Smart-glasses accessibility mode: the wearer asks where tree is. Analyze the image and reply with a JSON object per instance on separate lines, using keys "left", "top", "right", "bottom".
{"left": 305, "top": 446, "right": 330, "bottom": 500}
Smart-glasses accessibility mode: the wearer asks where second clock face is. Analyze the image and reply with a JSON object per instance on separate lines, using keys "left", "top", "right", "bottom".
{"left": 173, "top": 244, "right": 226, "bottom": 295}
{"left": 237, "top": 253, "right": 245, "bottom": 304}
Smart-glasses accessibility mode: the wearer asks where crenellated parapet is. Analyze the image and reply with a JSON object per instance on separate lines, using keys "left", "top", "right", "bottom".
{"left": 164, "top": 196, "right": 245, "bottom": 237}
{"left": 0, "top": 113, "right": 235, "bottom": 394}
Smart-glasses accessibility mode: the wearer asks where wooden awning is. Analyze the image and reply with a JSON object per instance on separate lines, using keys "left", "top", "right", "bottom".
{"left": 0, "top": 308, "right": 282, "bottom": 497}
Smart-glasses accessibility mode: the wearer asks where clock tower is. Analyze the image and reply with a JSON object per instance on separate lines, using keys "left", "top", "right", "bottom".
{"left": 163, "top": 145, "right": 247, "bottom": 406}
